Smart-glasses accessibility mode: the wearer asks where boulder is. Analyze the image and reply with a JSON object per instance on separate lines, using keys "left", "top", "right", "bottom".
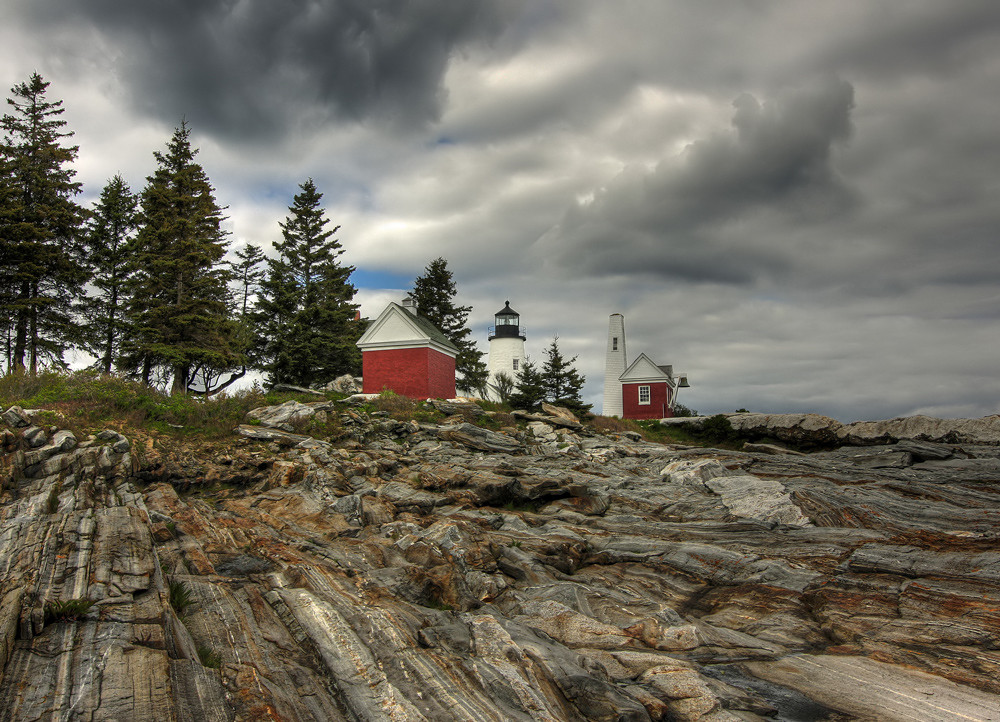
{"left": 438, "top": 423, "right": 522, "bottom": 453}
{"left": 322, "top": 375, "right": 362, "bottom": 394}
{"left": 1, "top": 406, "right": 32, "bottom": 428}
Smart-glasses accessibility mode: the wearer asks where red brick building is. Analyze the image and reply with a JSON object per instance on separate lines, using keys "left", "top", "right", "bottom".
{"left": 356, "top": 299, "right": 458, "bottom": 399}
{"left": 620, "top": 353, "right": 678, "bottom": 420}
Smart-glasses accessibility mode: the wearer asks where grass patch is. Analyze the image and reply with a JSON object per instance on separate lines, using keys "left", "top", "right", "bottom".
{"left": 502, "top": 499, "right": 544, "bottom": 514}
{"left": 168, "top": 579, "right": 195, "bottom": 616}
{"left": 0, "top": 370, "right": 335, "bottom": 441}
{"left": 45, "top": 598, "right": 95, "bottom": 622}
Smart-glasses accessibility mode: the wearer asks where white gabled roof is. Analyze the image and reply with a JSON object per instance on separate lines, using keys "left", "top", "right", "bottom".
{"left": 356, "top": 302, "right": 458, "bottom": 357}
{"left": 619, "top": 352, "right": 672, "bottom": 383}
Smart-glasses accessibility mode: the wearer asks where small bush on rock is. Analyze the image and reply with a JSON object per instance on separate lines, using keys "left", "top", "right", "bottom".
{"left": 45, "top": 598, "right": 95, "bottom": 622}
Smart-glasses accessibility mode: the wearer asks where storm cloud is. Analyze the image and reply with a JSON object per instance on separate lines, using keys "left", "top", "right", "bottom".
{"left": 536, "top": 78, "right": 858, "bottom": 284}
{"left": 4, "top": 0, "right": 1000, "bottom": 421}
{"left": 18, "top": 0, "right": 522, "bottom": 139}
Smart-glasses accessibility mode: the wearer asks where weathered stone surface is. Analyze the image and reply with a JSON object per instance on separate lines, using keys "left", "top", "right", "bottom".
{"left": 664, "top": 411, "right": 1000, "bottom": 447}
{"left": 322, "top": 374, "right": 362, "bottom": 394}
{"left": 245, "top": 399, "right": 336, "bottom": 431}
{"left": 438, "top": 422, "right": 522, "bottom": 453}
{"left": 705, "top": 475, "right": 812, "bottom": 527}
{"left": 3, "top": 400, "right": 1000, "bottom": 720}
{"left": 1, "top": 406, "right": 32, "bottom": 428}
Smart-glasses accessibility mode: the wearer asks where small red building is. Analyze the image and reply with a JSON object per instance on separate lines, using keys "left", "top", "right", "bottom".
{"left": 620, "top": 353, "right": 679, "bottom": 420}
{"left": 356, "top": 299, "right": 458, "bottom": 399}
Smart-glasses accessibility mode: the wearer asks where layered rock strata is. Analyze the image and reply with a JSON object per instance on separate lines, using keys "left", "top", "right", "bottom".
{"left": 1, "top": 403, "right": 999, "bottom": 720}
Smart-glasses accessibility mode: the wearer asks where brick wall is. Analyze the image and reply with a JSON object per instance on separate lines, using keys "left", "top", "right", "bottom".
{"left": 362, "top": 347, "right": 455, "bottom": 398}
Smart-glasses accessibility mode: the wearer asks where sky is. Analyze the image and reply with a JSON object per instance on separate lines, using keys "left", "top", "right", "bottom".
{"left": 4, "top": 0, "right": 1000, "bottom": 422}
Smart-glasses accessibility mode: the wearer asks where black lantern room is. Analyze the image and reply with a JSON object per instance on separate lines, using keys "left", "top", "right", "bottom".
{"left": 488, "top": 301, "right": 525, "bottom": 340}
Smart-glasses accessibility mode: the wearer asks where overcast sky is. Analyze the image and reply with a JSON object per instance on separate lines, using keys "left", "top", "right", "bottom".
{"left": 5, "top": 0, "right": 1000, "bottom": 421}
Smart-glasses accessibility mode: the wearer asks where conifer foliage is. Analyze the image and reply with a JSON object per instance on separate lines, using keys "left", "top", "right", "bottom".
{"left": 256, "top": 179, "right": 362, "bottom": 386}
{"left": 0, "top": 73, "right": 86, "bottom": 374}
{"left": 80, "top": 174, "right": 138, "bottom": 373}
{"left": 411, "top": 258, "right": 488, "bottom": 395}
{"left": 509, "top": 359, "right": 546, "bottom": 410}
{"left": 541, "top": 336, "right": 589, "bottom": 414}
{"left": 122, "top": 121, "right": 242, "bottom": 394}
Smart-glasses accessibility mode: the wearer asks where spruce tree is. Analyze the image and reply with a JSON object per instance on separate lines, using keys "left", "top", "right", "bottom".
{"left": 230, "top": 243, "right": 265, "bottom": 317}
{"left": 411, "top": 257, "right": 488, "bottom": 395}
{"left": 80, "top": 174, "right": 138, "bottom": 373}
{"left": 229, "top": 243, "right": 266, "bottom": 370}
{"left": 123, "top": 121, "right": 242, "bottom": 394}
{"left": 509, "top": 359, "right": 546, "bottom": 411}
{"left": 541, "top": 336, "right": 590, "bottom": 414}
{"left": 0, "top": 73, "right": 86, "bottom": 374}
{"left": 256, "top": 179, "right": 362, "bottom": 386}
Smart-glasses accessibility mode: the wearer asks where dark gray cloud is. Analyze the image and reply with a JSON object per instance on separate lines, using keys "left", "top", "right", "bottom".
{"left": 535, "top": 78, "right": 858, "bottom": 284}
{"left": 21, "top": 0, "right": 523, "bottom": 139}
{"left": 5, "top": 0, "right": 1000, "bottom": 421}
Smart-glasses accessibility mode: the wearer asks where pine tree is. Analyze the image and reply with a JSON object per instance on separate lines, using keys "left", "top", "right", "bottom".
{"left": 509, "top": 359, "right": 546, "bottom": 411}
{"left": 0, "top": 73, "right": 86, "bottom": 374}
{"left": 411, "top": 258, "right": 488, "bottom": 395}
{"left": 122, "top": 121, "right": 242, "bottom": 394}
{"left": 541, "top": 336, "right": 590, "bottom": 414}
{"left": 80, "top": 174, "right": 138, "bottom": 373}
{"left": 256, "top": 179, "right": 362, "bottom": 386}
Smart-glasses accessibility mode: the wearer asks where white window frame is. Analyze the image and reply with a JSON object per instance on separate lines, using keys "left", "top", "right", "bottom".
{"left": 512, "top": 358, "right": 518, "bottom": 371}
{"left": 638, "top": 385, "right": 651, "bottom": 405}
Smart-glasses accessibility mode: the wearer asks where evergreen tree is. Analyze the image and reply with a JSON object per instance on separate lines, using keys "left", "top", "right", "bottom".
{"left": 509, "top": 359, "right": 546, "bottom": 411}
{"left": 411, "top": 257, "right": 488, "bottom": 395}
{"left": 256, "top": 179, "right": 362, "bottom": 386}
{"left": 80, "top": 174, "right": 138, "bottom": 373}
{"left": 122, "top": 121, "right": 242, "bottom": 394}
{"left": 230, "top": 243, "right": 265, "bottom": 317}
{"left": 229, "top": 243, "right": 266, "bottom": 370}
{"left": 0, "top": 73, "right": 86, "bottom": 374}
{"left": 541, "top": 336, "right": 590, "bottom": 414}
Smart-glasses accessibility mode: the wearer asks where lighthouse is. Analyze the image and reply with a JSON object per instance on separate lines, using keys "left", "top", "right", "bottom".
{"left": 486, "top": 301, "right": 526, "bottom": 401}
{"left": 603, "top": 313, "right": 626, "bottom": 416}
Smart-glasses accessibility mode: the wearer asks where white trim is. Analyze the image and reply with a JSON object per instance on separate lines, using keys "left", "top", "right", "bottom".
{"left": 638, "top": 385, "right": 651, "bottom": 405}
{"left": 359, "top": 339, "right": 457, "bottom": 357}
{"left": 357, "top": 302, "right": 457, "bottom": 357}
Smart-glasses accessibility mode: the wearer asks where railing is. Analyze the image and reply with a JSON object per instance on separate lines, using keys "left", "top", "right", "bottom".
{"left": 487, "top": 326, "right": 526, "bottom": 339}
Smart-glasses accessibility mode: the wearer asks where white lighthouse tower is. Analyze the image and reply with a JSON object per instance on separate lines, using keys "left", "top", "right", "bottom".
{"left": 486, "top": 301, "right": 527, "bottom": 400}
{"left": 603, "top": 313, "right": 627, "bottom": 416}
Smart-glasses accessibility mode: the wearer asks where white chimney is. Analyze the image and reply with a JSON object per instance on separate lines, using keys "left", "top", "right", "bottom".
{"left": 401, "top": 297, "right": 417, "bottom": 314}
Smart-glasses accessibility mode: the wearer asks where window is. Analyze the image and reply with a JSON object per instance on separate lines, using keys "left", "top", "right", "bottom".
{"left": 638, "top": 385, "right": 650, "bottom": 405}
{"left": 512, "top": 358, "right": 519, "bottom": 371}
{"left": 612, "top": 337, "right": 618, "bottom": 351}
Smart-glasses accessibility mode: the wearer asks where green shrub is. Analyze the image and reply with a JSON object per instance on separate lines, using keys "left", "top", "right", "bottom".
{"left": 197, "top": 645, "right": 222, "bottom": 668}
{"left": 168, "top": 579, "right": 195, "bottom": 616}
{"left": 45, "top": 482, "right": 61, "bottom": 513}
{"left": 45, "top": 598, "right": 95, "bottom": 622}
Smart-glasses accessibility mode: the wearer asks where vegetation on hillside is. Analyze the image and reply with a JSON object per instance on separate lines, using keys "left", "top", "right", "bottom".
{"left": 0, "top": 369, "right": 734, "bottom": 449}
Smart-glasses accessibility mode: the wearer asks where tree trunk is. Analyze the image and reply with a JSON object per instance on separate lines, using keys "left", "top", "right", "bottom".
{"left": 28, "top": 283, "right": 37, "bottom": 376}
{"left": 171, "top": 364, "right": 188, "bottom": 395}
{"left": 12, "top": 283, "right": 28, "bottom": 372}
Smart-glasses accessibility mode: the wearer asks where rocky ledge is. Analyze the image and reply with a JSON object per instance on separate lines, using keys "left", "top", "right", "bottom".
{"left": 1, "top": 402, "right": 1000, "bottom": 721}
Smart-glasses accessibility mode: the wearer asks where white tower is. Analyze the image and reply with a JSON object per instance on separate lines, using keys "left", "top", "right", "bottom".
{"left": 603, "top": 313, "right": 627, "bottom": 416}
{"left": 486, "top": 301, "right": 527, "bottom": 401}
